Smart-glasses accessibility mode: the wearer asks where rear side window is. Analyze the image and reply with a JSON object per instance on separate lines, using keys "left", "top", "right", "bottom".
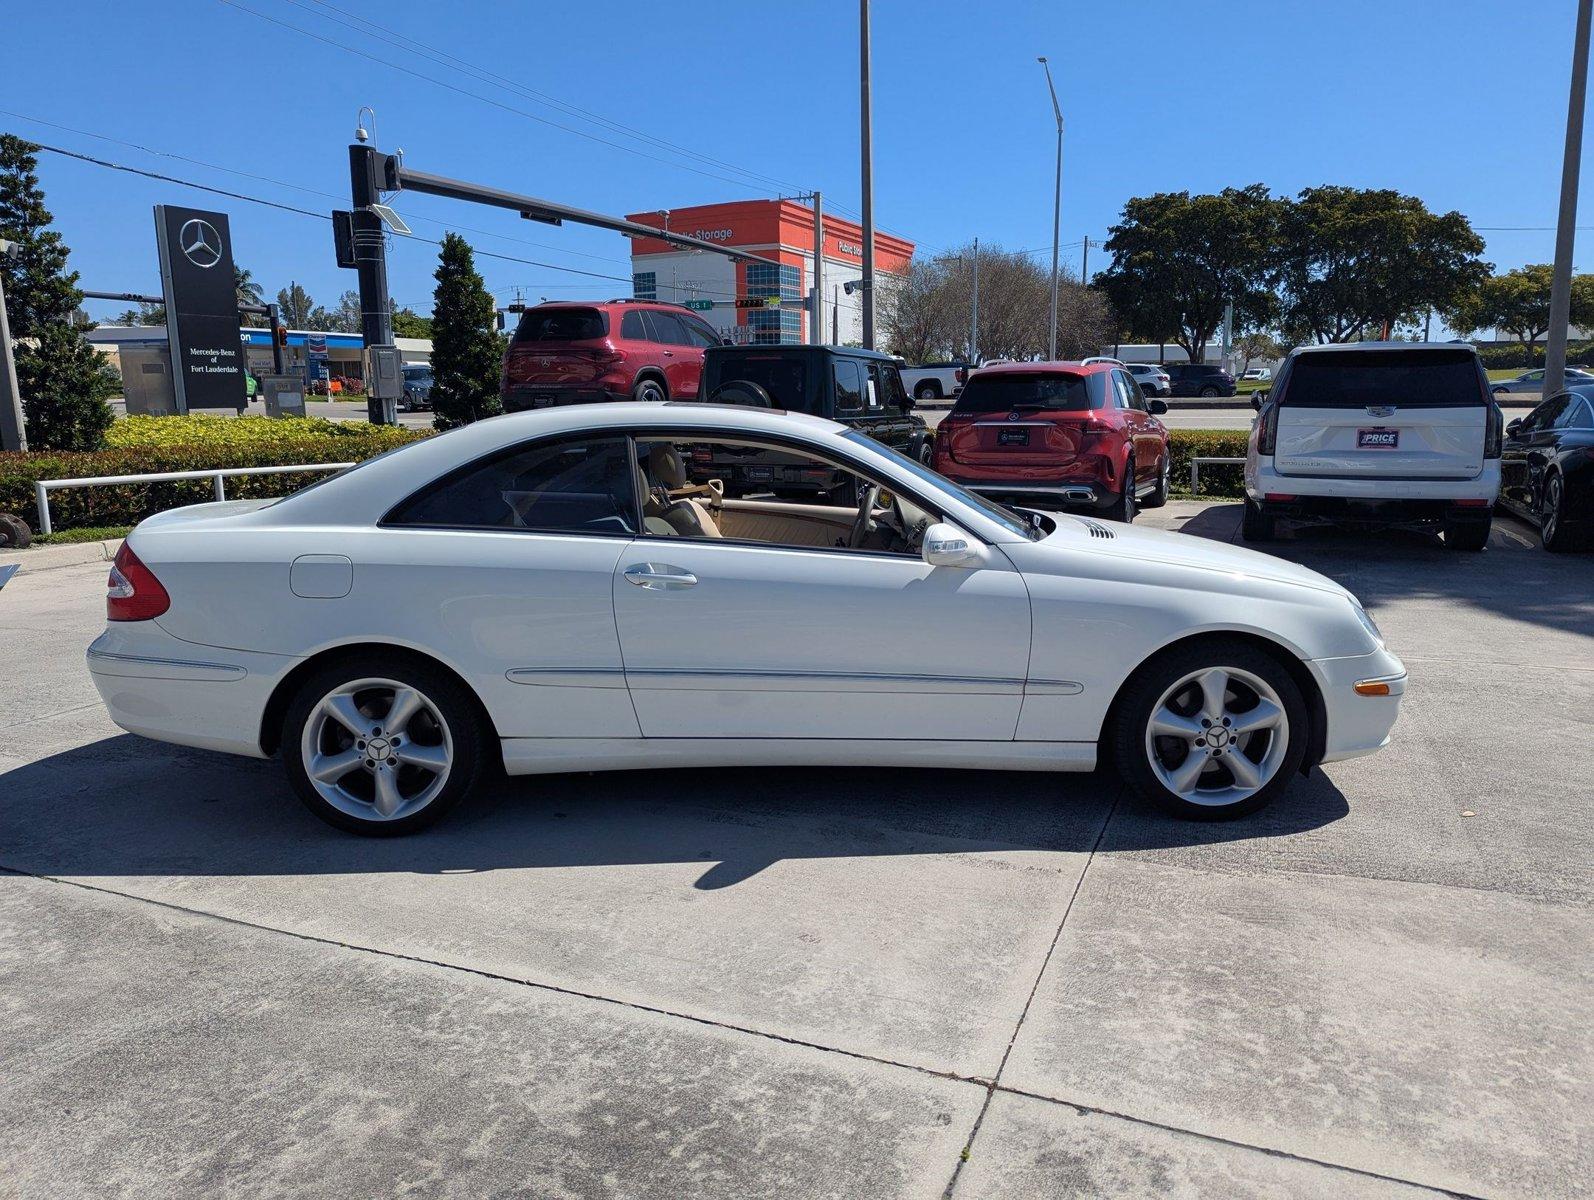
{"left": 1281, "top": 349, "right": 1485, "bottom": 409}
{"left": 644, "top": 311, "right": 692, "bottom": 346}
{"left": 834, "top": 360, "right": 864, "bottom": 415}
{"left": 513, "top": 307, "right": 607, "bottom": 343}
{"left": 386, "top": 437, "right": 639, "bottom": 536}
{"left": 952, "top": 372, "right": 1097, "bottom": 413}
{"left": 621, "top": 311, "right": 647, "bottom": 340}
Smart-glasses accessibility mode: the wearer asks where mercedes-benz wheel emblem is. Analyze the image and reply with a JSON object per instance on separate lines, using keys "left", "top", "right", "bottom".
{"left": 179, "top": 218, "right": 223, "bottom": 269}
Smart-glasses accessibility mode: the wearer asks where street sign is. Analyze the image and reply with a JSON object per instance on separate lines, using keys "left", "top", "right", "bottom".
{"left": 153, "top": 205, "right": 247, "bottom": 412}
{"left": 307, "top": 333, "right": 327, "bottom": 355}
{"left": 684, "top": 299, "right": 714, "bottom": 311}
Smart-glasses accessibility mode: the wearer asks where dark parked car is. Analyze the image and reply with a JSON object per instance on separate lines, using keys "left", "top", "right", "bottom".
{"left": 1165, "top": 362, "right": 1237, "bottom": 398}
{"left": 400, "top": 363, "right": 433, "bottom": 412}
{"left": 500, "top": 300, "right": 725, "bottom": 412}
{"left": 1499, "top": 386, "right": 1594, "bottom": 551}
{"left": 699, "top": 345, "right": 935, "bottom": 497}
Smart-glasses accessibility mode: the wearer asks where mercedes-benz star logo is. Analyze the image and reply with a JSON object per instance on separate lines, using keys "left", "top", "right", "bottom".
{"left": 1007, "top": 410, "right": 1021, "bottom": 421}
{"left": 178, "top": 218, "right": 223, "bottom": 269}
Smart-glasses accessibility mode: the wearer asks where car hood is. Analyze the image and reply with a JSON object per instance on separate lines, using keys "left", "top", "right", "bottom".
{"left": 1034, "top": 514, "right": 1354, "bottom": 600}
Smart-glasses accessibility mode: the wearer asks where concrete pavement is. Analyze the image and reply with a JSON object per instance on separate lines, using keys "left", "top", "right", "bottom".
{"left": 0, "top": 502, "right": 1589, "bottom": 1197}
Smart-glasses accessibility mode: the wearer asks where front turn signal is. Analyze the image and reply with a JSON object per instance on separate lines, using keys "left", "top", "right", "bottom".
{"left": 1353, "top": 680, "right": 1392, "bottom": 697}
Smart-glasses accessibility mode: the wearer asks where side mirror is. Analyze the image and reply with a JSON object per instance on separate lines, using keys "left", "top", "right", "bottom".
{"left": 922, "top": 521, "right": 985, "bottom": 569}
{"left": 721, "top": 337, "right": 734, "bottom": 346}
{"left": 1148, "top": 399, "right": 1168, "bottom": 415}
{"left": 1505, "top": 418, "right": 1522, "bottom": 438}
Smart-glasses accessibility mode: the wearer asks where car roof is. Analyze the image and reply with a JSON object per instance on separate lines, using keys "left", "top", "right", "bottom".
{"left": 1291, "top": 340, "right": 1480, "bottom": 356}
{"left": 707, "top": 344, "right": 901, "bottom": 362}
{"left": 974, "top": 360, "right": 1115, "bottom": 375}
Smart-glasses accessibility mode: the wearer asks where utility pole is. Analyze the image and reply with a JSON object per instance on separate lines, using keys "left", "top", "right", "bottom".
{"left": 970, "top": 237, "right": 980, "bottom": 364}
{"left": 860, "top": 0, "right": 876, "bottom": 349}
{"left": 1039, "top": 57, "right": 1065, "bottom": 360}
{"left": 349, "top": 144, "right": 397, "bottom": 424}
{"left": 1220, "top": 300, "right": 1234, "bottom": 372}
{"left": 0, "top": 240, "right": 24, "bottom": 452}
{"left": 1081, "top": 236, "right": 1090, "bottom": 284}
{"left": 812, "top": 191, "right": 824, "bottom": 344}
{"left": 1546, "top": 0, "right": 1593, "bottom": 398}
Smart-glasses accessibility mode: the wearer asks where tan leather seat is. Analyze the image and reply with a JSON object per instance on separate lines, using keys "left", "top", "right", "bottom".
{"left": 643, "top": 444, "right": 722, "bottom": 538}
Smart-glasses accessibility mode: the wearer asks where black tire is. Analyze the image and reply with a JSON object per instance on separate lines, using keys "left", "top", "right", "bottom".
{"left": 917, "top": 439, "right": 935, "bottom": 466}
{"left": 1103, "top": 457, "right": 1136, "bottom": 523}
{"left": 1199, "top": 385, "right": 1219, "bottom": 398}
{"left": 1539, "top": 472, "right": 1587, "bottom": 551}
{"left": 1443, "top": 516, "right": 1491, "bottom": 552}
{"left": 0, "top": 513, "right": 31, "bottom": 549}
{"left": 1112, "top": 637, "right": 1310, "bottom": 821}
{"left": 281, "top": 652, "right": 489, "bottom": 836}
{"left": 1142, "top": 454, "right": 1170, "bottom": 509}
{"left": 914, "top": 381, "right": 941, "bottom": 400}
{"left": 632, "top": 377, "right": 667, "bottom": 404}
{"left": 1241, "top": 497, "right": 1275, "bottom": 542}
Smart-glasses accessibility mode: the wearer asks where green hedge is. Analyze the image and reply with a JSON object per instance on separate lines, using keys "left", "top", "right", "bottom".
{"left": 2, "top": 416, "right": 428, "bottom": 533}
{"left": 1167, "top": 429, "right": 1249, "bottom": 497}
{"left": 1475, "top": 341, "right": 1594, "bottom": 370}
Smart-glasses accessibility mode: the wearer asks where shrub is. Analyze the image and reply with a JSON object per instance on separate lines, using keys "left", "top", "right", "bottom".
{"left": 1475, "top": 341, "right": 1594, "bottom": 370}
{"left": 3, "top": 415, "right": 430, "bottom": 532}
{"left": 1167, "top": 428, "right": 1249, "bottom": 496}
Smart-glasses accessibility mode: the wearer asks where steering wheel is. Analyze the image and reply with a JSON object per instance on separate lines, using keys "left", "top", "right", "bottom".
{"left": 848, "top": 482, "right": 881, "bottom": 549}
{"left": 708, "top": 381, "right": 775, "bottom": 408}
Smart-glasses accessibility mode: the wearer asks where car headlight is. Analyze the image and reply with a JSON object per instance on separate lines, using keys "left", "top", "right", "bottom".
{"left": 1349, "top": 600, "right": 1383, "bottom": 647}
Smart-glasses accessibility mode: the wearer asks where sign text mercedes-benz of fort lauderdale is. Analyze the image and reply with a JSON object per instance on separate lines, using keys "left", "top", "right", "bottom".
{"left": 153, "top": 204, "right": 246, "bottom": 411}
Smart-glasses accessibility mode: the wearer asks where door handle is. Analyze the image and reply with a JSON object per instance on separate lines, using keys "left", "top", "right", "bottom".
{"left": 662, "top": 350, "right": 675, "bottom": 357}
{"left": 624, "top": 563, "right": 697, "bottom": 590}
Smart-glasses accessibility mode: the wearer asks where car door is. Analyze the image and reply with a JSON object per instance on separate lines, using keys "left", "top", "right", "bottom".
{"left": 675, "top": 313, "right": 721, "bottom": 399}
{"left": 642, "top": 310, "right": 698, "bottom": 399}
{"left": 611, "top": 429, "right": 1032, "bottom": 741}
{"left": 378, "top": 434, "right": 644, "bottom": 739}
{"left": 1113, "top": 369, "right": 1157, "bottom": 486}
{"left": 866, "top": 361, "right": 915, "bottom": 451}
{"left": 1518, "top": 394, "right": 1570, "bottom": 513}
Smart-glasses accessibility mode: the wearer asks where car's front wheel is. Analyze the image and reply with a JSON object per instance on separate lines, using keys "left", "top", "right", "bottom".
{"left": 1113, "top": 639, "right": 1309, "bottom": 820}
{"left": 282, "top": 654, "right": 488, "bottom": 835}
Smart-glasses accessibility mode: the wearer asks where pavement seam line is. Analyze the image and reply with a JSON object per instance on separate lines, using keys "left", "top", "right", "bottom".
{"left": 941, "top": 783, "right": 1123, "bottom": 1199}
{"left": 0, "top": 864, "right": 992, "bottom": 1090}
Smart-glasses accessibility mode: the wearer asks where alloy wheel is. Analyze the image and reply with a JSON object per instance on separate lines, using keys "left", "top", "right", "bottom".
{"left": 1543, "top": 476, "right": 1562, "bottom": 545}
{"left": 1143, "top": 666, "right": 1290, "bottom": 807}
{"left": 301, "top": 677, "right": 454, "bottom": 822}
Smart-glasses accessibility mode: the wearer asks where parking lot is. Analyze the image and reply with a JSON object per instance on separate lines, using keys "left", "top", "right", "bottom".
{"left": 1, "top": 502, "right": 1590, "bottom": 1198}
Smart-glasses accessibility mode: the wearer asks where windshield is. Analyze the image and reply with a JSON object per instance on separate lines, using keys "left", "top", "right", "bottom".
{"left": 512, "top": 307, "right": 607, "bottom": 343}
{"left": 841, "top": 430, "right": 1042, "bottom": 541}
{"left": 952, "top": 372, "right": 1096, "bottom": 413}
{"left": 711, "top": 355, "right": 812, "bottom": 411}
{"left": 1283, "top": 349, "right": 1484, "bottom": 409}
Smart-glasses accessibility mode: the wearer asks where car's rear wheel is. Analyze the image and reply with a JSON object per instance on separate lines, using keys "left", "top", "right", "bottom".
{"left": 1241, "top": 497, "right": 1275, "bottom": 541}
{"left": 283, "top": 655, "right": 488, "bottom": 836}
{"left": 1443, "top": 515, "right": 1491, "bottom": 552}
{"left": 1104, "top": 456, "right": 1136, "bottom": 523}
{"left": 1199, "top": 385, "right": 1219, "bottom": 398}
{"left": 632, "top": 377, "right": 667, "bottom": 404}
{"left": 1540, "top": 472, "right": 1586, "bottom": 551}
{"left": 914, "top": 381, "right": 940, "bottom": 400}
{"left": 1113, "top": 639, "right": 1309, "bottom": 821}
{"left": 1142, "top": 454, "right": 1171, "bottom": 508}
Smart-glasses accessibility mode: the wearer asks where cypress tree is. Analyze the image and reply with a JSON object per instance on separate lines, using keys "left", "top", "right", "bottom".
{"left": 429, "top": 233, "right": 503, "bottom": 429}
{"left": 0, "top": 134, "right": 115, "bottom": 450}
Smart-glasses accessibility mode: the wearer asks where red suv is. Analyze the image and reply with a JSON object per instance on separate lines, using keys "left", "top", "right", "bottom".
{"left": 500, "top": 300, "right": 726, "bottom": 411}
{"left": 931, "top": 362, "right": 1171, "bottom": 522}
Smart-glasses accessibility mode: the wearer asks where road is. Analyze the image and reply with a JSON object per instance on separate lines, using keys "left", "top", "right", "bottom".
{"left": 2, "top": 502, "right": 1589, "bottom": 1197}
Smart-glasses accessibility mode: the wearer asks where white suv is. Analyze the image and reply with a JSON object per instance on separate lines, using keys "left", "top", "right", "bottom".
{"left": 1244, "top": 343, "right": 1502, "bottom": 551}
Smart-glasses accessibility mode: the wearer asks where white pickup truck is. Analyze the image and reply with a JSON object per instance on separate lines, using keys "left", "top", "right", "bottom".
{"left": 899, "top": 361, "right": 971, "bottom": 401}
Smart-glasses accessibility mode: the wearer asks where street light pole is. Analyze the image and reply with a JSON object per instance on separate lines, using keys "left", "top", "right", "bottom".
{"left": 0, "top": 239, "right": 25, "bottom": 452}
{"left": 970, "top": 237, "right": 980, "bottom": 364}
{"left": 860, "top": 0, "right": 876, "bottom": 350}
{"left": 1038, "top": 57, "right": 1064, "bottom": 361}
{"left": 1545, "top": 0, "right": 1593, "bottom": 398}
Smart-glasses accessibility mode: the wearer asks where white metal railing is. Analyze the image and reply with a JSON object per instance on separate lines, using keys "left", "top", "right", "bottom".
{"left": 1188, "top": 456, "right": 1247, "bottom": 495}
{"left": 33, "top": 462, "right": 353, "bottom": 536}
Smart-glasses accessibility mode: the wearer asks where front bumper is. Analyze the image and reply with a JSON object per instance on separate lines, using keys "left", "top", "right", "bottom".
{"left": 1308, "top": 646, "right": 1407, "bottom": 765}
{"left": 87, "top": 624, "right": 293, "bottom": 759}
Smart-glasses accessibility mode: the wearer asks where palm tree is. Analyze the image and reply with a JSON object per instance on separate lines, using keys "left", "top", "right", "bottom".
{"left": 234, "top": 265, "right": 266, "bottom": 325}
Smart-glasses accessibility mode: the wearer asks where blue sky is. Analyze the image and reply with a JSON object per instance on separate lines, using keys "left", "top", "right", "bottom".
{"left": 2, "top": 0, "right": 1590, "bottom": 324}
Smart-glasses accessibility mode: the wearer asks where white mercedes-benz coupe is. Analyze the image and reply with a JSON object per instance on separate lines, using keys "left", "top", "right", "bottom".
{"left": 88, "top": 403, "right": 1405, "bottom": 835}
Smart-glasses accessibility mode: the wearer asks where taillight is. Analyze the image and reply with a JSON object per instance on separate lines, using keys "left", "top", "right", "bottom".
{"left": 106, "top": 543, "right": 170, "bottom": 622}
{"left": 597, "top": 349, "right": 626, "bottom": 367}
{"left": 956, "top": 367, "right": 966, "bottom": 384}
{"left": 1256, "top": 400, "right": 1280, "bottom": 456}
{"left": 1484, "top": 400, "right": 1503, "bottom": 459}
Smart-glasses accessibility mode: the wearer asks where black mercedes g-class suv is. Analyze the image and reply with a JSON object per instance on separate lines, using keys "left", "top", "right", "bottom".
{"left": 696, "top": 345, "right": 935, "bottom": 498}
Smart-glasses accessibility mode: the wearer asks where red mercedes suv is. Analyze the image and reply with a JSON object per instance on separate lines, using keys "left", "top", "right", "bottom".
{"left": 500, "top": 300, "right": 726, "bottom": 412}
{"left": 931, "top": 361, "right": 1171, "bottom": 522}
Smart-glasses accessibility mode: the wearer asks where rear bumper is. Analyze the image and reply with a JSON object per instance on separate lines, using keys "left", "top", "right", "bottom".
{"left": 951, "top": 479, "right": 1116, "bottom": 509}
{"left": 1247, "top": 457, "right": 1500, "bottom": 513}
{"left": 501, "top": 383, "right": 626, "bottom": 411}
{"left": 87, "top": 624, "right": 292, "bottom": 759}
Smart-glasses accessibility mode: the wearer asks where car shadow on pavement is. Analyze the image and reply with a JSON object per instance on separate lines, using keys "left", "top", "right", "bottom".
{"left": 1171, "top": 502, "right": 1594, "bottom": 641}
{"left": 0, "top": 736, "right": 1349, "bottom": 889}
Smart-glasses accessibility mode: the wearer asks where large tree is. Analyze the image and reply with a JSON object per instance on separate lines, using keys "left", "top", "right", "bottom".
{"left": 1096, "top": 185, "right": 1280, "bottom": 363}
{"left": 881, "top": 242, "right": 1113, "bottom": 362}
{"left": 1445, "top": 263, "right": 1594, "bottom": 361}
{"left": 0, "top": 134, "right": 115, "bottom": 451}
{"left": 428, "top": 233, "right": 502, "bottom": 429}
{"left": 275, "top": 283, "right": 314, "bottom": 328}
{"left": 391, "top": 305, "right": 433, "bottom": 339}
{"left": 1275, "top": 186, "right": 1488, "bottom": 344}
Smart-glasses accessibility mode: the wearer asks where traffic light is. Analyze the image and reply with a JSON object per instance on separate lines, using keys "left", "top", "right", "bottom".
{"left": 274, "top": 325, "right": 289, "bottom": 347}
